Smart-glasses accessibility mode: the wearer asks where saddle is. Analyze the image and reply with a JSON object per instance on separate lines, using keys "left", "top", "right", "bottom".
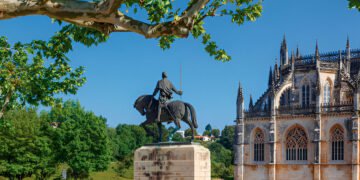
{"left": 159, "top": 102, "right": 176, "bottom": 122}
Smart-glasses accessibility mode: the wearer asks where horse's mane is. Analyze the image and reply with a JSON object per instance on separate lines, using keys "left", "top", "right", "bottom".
{"left": 134, "top": 94, "right": 151, "bottom": 106}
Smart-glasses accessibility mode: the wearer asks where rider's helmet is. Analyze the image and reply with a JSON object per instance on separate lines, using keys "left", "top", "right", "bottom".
{"left": 162, "top": 72, "right": 167, "bottom": 78}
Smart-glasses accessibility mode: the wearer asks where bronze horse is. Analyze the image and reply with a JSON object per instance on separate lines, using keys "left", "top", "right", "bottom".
{"left": 134, "top": 95, "right": 198, "bottom": 142}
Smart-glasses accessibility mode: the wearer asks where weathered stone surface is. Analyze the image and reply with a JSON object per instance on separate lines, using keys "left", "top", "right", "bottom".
{"left": 134, "top": 144, "right": 210, "bottom": 180}
{"left": 234, "top": 39, "right": 360, "bottom": 180}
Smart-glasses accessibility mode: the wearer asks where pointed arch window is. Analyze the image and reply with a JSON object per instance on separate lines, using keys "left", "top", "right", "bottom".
{"left": 331, "top": 126, "right": 344, "bottom": 161}
{"left": 286, "top": 127, "right": 308, "bottom": 161}
{"left": 302, "top": 84, "right": 310, "bottom": 107}
{"left": 280, "top": 89, "right": 291, "bottom": 107}
{"left": 254, "top": 129, "right": 265, "bottom": 161}
{"left": 324, "top": 82, "right": 331, "bottom": 104}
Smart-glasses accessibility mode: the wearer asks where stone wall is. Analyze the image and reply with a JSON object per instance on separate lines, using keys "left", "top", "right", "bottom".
{"left": 234, "top": 114, "right": 357, "bottom": 180}
{"left": 235, "top": 164, "right": 354, "bottom": 180}
{"left": 276, "top": 165, "right": 312, "bottom": 180}
{"left": 134, "top": 143, "right": 210, "bottom": 180}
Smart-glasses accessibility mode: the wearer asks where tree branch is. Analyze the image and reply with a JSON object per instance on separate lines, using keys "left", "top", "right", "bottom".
{"left": 0, "top": 90, "right": 12, "bottom": 119}
{"left": 0, "top": 0, "right": 210, "bottom": 38}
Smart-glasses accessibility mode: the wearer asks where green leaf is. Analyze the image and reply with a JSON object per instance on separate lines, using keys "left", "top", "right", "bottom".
{"left": 202, "top": 34, "right": 211, "bottom": 44}
{"left": 349, "top": 0, "right": 360, "bottom": 11}
{"left": 159, "top": 36, "right": 176, "bottom": 50}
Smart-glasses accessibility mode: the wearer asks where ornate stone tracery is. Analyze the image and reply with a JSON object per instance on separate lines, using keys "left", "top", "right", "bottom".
{"left": 330, "top": 125, "right": 345, "bottom": 160}
{"left": 254, "top": 129, "right": 265, "bottom": 161}
{"left": 286, "top": 126, "right": 308, "bottom": 161}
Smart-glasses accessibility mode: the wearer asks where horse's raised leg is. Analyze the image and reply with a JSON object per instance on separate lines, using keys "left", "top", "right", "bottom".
{"left": 183, "top": 116, "right": 195, "bottom": 141}
{"left": 175, "top": 119, "right": 181, "bottom": 129}
{"left": 140, "top": 120, "right": 155, "bottom": 137}
{"left": 157, "top": 122, "right": 162, "bottom": 143}
{"left": 190, "top": 124, "right": 195, "bottom": 141}
{"left": 168, "top": 123, "right": 180, "bottom": 142}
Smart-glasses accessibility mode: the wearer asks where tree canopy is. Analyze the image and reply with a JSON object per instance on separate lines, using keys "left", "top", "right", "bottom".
{"left": 219, "top": 125, "right": 234, "bottom": 150}
{"left": 0, "top": 35, "right": 86, "bottom": 119}
{"left": 212, "top": 128, "right": 220, "bottom": 138}
{"left": 0, "top": 0, "right": 263, "bottom": 62}
{"left": 205, "top": 123, "right": 212, "bottom": 132}
{"left": 0, "top": 109, "right": 56, "bottom": 180}
{"left": 203, "top": 130, "right": 211, "bottom": 136}
{"left": 185, "top": 127, "right": 198, "bottom": 137}
{"left": 45, "top": 100, "right": 112, "bottom": 179}
{"left": 112, "top": 124, "right": 152, "bottom": 160}
{"left": 207, "top": 142, "right": 233, "bottom": 178}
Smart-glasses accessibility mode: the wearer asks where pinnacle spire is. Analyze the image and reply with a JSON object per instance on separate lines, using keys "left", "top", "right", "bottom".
{"left": 339, "top": 50, "right": 342, "bottom": 64}
{"left": 236, "top": 82, "right": 244, "bottom": 120}
{"left": 291, "top": 51, "right": 295, "bottom": 73}
{"left": 296, "top": 45, "right": 300, "bottom": 59}
{"left": 271, "top": 74, "right": 276, "bottom": 95}
{"left": 268, "top": 67, "right": 273, "bottom": 87}
{"left": 335, "top": 50, "right": 343, "bottom": 88}
{"left": 338, "top": 50, "right": 343, "bottom": 72}
{"left": 316, "top": 68, "right": 321, "bottom": 96}
{"left": 280, "top": 35, "right": 289, "bottom": 66}
{"left": 274, "top": 60, "right": 279, "bottom": 82}
{"left": 282, "top": 34, "right": 287, "bottom": 48}
{"left": 315, "top": 40, "right": 319, "bottom": 58}
{"left": 315, "top": 41, "right": 320, "bottom": 68}
{"left": 237, "top": 82, "right": 243, "bottom": 103}
{"left": 249, "top": 94, "right": 254, "bottom": 110}
{"left": 346, "top": 36, "right": 351, "bottom": 61}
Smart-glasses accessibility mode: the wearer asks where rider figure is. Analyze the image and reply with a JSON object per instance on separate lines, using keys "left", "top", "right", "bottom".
{"left": 152, "top": 72, "right": 183, "bottom": 123}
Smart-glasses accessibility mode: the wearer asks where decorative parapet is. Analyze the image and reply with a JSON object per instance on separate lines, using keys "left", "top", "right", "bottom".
{"left": 276, "top": 104, "right": 316, "bottom": 115}
{"left": 299, "top": 49, "right": 360, "bottom": 62}
{"left": 246, "top": 103, "right": 354, "bottom": 119}
{"left": 244, "top": 110, "right": 271, "bottom": 118}
{"left": 294, "top": 49, "right": 360, "bottom": 68}
{"left": 321, "top": 101, "right": 354, "bottom": 113}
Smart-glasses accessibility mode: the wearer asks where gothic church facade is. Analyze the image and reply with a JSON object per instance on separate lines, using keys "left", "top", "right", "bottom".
{"left": 234, "top": 37, "right": 360, "bottom": 180}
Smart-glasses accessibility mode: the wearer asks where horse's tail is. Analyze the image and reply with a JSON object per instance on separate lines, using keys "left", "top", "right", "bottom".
{"left": 185, "top": 103, "right": 198, "bottom": 128}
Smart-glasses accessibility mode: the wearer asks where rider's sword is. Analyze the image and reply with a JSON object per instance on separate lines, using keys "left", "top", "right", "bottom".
{"left": 180, "top": 63, "right": 182, "bottom": 99}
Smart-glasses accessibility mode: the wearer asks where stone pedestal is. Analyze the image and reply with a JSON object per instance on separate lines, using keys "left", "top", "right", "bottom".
{"left": 134, "top": 142, "right": 211, "bottom": 180}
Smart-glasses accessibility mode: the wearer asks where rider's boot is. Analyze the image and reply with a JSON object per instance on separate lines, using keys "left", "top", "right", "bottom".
{"left": 156, "top": 108, "right": 161, "bottom": 122}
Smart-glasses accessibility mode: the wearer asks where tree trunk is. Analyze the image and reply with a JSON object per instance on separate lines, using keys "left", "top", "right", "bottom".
{"left": 0, "top": 91, "right": 13, "bottom": 120}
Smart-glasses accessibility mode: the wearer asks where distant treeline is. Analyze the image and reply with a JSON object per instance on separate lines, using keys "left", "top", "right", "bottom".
{"left": 0, "top": 100, "right": 234, "bottom": 180}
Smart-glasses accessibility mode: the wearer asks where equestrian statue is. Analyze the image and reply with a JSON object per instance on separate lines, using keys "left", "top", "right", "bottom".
{"left": 134, "top": 72, "right": 198, "bottom": 142}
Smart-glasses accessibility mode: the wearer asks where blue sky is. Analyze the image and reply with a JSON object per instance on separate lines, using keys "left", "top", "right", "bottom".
{"left": 0, "top": 0, "right": 359, "bottom": 132}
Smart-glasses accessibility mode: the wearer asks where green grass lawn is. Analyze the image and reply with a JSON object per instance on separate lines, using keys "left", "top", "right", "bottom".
{"left": 0, "top": 162, "right": 132, "bottom": 180}
{"left": 90, "top": 162, "right": 132, "bottom": 180}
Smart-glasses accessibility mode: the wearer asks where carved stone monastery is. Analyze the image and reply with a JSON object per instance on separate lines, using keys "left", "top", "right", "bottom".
{"left": 234, "top": 37, "right": 360, "bottom": 180}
